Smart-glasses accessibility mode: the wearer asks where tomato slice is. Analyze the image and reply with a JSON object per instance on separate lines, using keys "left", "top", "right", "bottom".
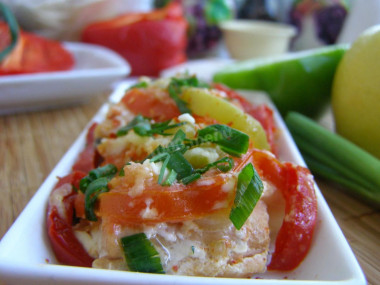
{"left": 121, "top": 88, "right": 181, "bottom": 121}
{"left": 98, "top": 174, "right": 235, "bottom": 225}
{"left": 46, "top": 172, "right": 94, "bottom": 267}
{"left": 0, "top": 22, "right": 74, "bottom": 75}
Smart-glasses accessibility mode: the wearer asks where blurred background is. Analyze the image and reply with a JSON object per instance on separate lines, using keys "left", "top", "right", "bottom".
{"left": 2, "top": 1, "right": 379, "bottom": 56}
{"left": 1, "top": 0, "right": 380, "bottom": 75}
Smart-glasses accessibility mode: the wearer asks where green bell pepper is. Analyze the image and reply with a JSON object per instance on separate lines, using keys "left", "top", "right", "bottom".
{"left": 213, "top": 45, "right": 347, "bottom": 118}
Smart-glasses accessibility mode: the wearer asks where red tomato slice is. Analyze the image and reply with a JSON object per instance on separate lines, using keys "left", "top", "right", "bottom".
{"left": 121, "top": 88, "right": 181, "bottom": 121}
{"left": 81, "top": 2, "right": 187, "bottom": 76}
{"left": 98, "top": 174, "right": 234, "bottom": 225}
{"left": 0, "top": 22, "right": 74, "bottom": 75}
{"left": 46, "top": 172, "right": 94, "bottom": 267}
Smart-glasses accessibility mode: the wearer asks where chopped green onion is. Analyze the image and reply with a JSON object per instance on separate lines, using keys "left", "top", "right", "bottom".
{"left": 79, "top": 164, "right": 117, "bottom": 193}
{"left": 121, "top": 233, "right": 165, "bottom": 274}
{"left": 286, "top": 112, "right": 380, "bottom": 208}
{"left": 181, "top": 158, "right": 234, "bottom": 185}
{"left": 116, "top": 115, "right": 150, "bottom": 137}
{"left": 197, "top": 124, "right": 249, "bottom": 156}
{"left": 79, "top": 164, "right": 117, "bottom": 221}
{"left": 129, "top": 81, "right": 148, "bottom": 89}
{"left": 149, "top": 152, "right": 170, "bottom": 163}
{"left": 144, "top": 124, "right": 245, "bottom": 186}
{"left": 156, "top": 153, "right": 170, "bottom": 185}
{"left": 215, "top": 157, "right": 234, "bottom": 172}
{"left": 196, "top": 157, "right": 234, "bottom": 174}
{"left": 84, "top": 177, "right": 109, "bottom": 221}
{"left": 0, "top": 3, "right": 19, "bottom": 61}
{"left": 169, "top": 129, "right": 186, "bottom": 145}
{"left": 182, "top": 173, "right": 201, "bottom": 185}
{"left": 167, "top": 152, "right": 193, "bottom": 180}
{"left": 150, "top": 151, "right": 193, "bottom": 185}
{"left": 117, "top": 115, "right": 185, "bottom": 137}
{"left": 168, "top": 86, "right": 191, "bottom": 114}
{"left": 162, "top": 169, "right": 178, "bottom": 186}
{"left": 150, "top": 121, "right": 186, "bottom": 136}
{"left": 146, "top": 142, "right": 187, "bottom": 162}
{"left": 229, "top": 163, "right": 263, "bottom": 230}
{"left": 167, "top": 75, "right": 206, "bottom": 114}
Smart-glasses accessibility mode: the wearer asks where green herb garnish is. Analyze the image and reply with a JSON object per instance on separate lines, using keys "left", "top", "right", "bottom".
{"left": 197, "top": 124, "right": 249, "bottom": 156}
{"left": 79, "top": 164, "right": 117, "bottom": 193}
{"left": 229, "top": 163, "right": 263, "bottom": 230}
{"left": 182, "top": 173, "right": 202, "bottom": 185}
{"left": 79, "top": 164, "right": 118, "bottom": 221}
{"left": 121, "top": 233, "right": 165, "bottom": 274}
{"left": 195, "top": 157, "right": 234, "bottom": 174}
{"left": 145, "top": 124, "right": 247, "bottom": 185}
{"left": 116, "top": 115, "right": 185, "bottom": 137}
{"left": 167, "top": 76, "right": 208, "bottom": 114}
{"left": 129, "top": 81, "right": 148, "bottom": 89}
{"left": 84, "top": 177, "right": 109, "bottom": 221}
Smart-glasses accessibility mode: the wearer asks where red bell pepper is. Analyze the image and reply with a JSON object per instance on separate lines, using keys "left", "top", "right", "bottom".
{"left": 72, "top": 123, "right": 101, "bottom": 173}
{"left": 46, "top": 171, "right": 94, "bottom": 267}
{"left": 81, "top": 2, "right": 187, "bottom": 76}
{"left": 0, "top": 22, "right": 74, "bottom": 75}
{"left": 47, "top": 124, "right": 100, "bottom": 266}
{"left": 238, "top": 149, "right": 318, "bottom": 271}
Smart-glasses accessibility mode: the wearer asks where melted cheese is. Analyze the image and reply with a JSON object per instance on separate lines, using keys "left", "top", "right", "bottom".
{"left": 48, "top": 183, "right": 72, "bottom": 219}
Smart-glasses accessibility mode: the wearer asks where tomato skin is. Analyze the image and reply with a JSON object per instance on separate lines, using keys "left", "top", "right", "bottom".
{"left": 81, "top": 2, "right": 187, "bottom": 76}
{"left": 0, "top": 22, "right": 74, "bottom": 75}
{"left": 46, "top": 172, "right": 94, "bottom": 267}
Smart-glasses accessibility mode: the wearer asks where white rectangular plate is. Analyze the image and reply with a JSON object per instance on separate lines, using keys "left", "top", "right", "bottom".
{"left": 0, "top": 42, "right": 130, "bottom": 115}
{"left": 0, "top": 80, "right": 366, "bottom": 285}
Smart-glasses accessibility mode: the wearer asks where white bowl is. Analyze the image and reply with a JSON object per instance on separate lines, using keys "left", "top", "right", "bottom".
{"left": 0, "top": 80, "right": 366, "bottom": 284}
{"left": 0, "top": 42, "right": 130, "bottom": 115}
{"left": 220, "top": 20, "right": 296, "bottom": 60}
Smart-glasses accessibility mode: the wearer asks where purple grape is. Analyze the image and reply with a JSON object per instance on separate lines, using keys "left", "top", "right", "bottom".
{"left": 185, "top": 2, "right": 223, "bottom": 56}
{"left": 314, "top": 4, "right": 347, "bottom": 44}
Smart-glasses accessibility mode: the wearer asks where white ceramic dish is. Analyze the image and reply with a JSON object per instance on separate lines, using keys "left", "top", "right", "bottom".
{"left": 0, "top": 42, "right": 130, "bottom": 115}
{"left": 0, "top": 80, "right": 366, "bottom": 285}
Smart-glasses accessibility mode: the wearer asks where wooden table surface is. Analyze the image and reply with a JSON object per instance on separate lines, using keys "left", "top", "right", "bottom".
{"left": 0, "top": 91, "right": 378, "bottom": 284}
